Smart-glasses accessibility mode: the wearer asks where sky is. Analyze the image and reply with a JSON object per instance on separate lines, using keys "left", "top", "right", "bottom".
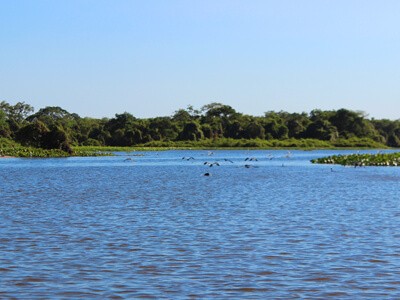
{"left": 1, "top": 0, "right": 399, "bottom": 119}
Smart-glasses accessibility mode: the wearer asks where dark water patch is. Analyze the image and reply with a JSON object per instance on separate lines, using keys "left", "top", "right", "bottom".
{"left": 256, "top": 271, "right": 276, "bottom": 276}
{"left": 0, "top": 267, "right": 12, "bottom": 272}
{"left": 56, "top": 291, "right": 100, "bottom": 297}
{"left": 133, "top": 294, "right": 158, "bottom": 299}
{"left": 13, "top": 281, "right": 30, "bottom": 287}
{"left": 20, "top": 276, "right": 48, "bottom": 283}
{"left": 304, "top": 276, "right": 335, "bottom": 282}
{"left": 368, "top": 259, "right": 389, "bottom": 264}
{"left": 226, "top": 287, "right": 272, "bottom": 293}
{"left": 322, "top": 292, "right": 350, "bottom": 297}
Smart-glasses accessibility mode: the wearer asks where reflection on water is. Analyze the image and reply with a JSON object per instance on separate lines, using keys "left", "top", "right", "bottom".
{"left": 1, "top": 150, "right": 400, "bottom": 299}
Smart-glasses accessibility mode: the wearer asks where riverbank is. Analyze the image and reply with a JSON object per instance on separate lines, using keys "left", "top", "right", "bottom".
{"left": 76, "top": 137, "right": 388, "bottom": 152}
{"left": 0, "top": 137, "right": 392, "bottom": 157}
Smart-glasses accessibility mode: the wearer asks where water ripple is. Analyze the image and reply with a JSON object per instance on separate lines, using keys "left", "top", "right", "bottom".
{"left": 1, "top": 150, "right": 400, "bottom": 298}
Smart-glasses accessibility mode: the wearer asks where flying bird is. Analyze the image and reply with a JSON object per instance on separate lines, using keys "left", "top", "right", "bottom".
{"left": 204, "top": 162, "right": 220, "bottom": 167}
{"left": 245, "top": 157, "right": 258, "bottom": 161}
{"left": 182, "top": 157, "right": 195, "bottom": 161}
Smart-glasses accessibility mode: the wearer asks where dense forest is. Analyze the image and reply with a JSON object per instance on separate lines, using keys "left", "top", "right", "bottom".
{"left": 1, "top": 100, "right": 400, "bottom": 153}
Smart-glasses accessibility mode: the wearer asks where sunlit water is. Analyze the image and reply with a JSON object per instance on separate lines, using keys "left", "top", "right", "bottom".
{"left": 1, "top": 150, "right": 399, "bottom": 299}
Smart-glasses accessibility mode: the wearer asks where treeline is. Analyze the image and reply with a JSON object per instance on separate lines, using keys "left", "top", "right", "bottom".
{"left": 1, "top": 101, "right": 400, "bottom": 151}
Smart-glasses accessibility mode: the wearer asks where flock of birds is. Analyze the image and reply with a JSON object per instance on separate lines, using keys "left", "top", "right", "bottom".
{"left": 123, "top": 150, "right": 295, "bottom": 177}
{"left": 181, "top": 151, "right": 293, "bottom": 176}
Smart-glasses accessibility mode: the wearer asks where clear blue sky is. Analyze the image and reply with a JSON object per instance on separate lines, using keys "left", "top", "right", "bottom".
{"left": 1, "top": 0, "right": 399, "bottom": 119}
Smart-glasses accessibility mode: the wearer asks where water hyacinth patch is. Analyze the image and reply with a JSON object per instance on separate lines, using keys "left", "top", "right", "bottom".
{"left": 311, "top": 152, "right": 400, "bottom": 166}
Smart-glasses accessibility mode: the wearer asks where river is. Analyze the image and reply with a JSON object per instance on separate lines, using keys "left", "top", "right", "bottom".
{"left": 1, "top": 150, "right": 399, "bottom": 299}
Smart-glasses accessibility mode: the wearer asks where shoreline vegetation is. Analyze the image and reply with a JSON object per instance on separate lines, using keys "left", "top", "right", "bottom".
{"left": 0, "top": 137, "right": 392, "bottom": 158}
{"left": 76, "top": 137, "right": 388, "bottom": 152}
{"left": 1, "top": 101, "right": 400, "bottom": 158}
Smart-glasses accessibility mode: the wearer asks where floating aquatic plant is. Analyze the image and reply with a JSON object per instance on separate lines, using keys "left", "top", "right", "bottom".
{"left": 311, "top": 152, "right": 400, "bottom": 166}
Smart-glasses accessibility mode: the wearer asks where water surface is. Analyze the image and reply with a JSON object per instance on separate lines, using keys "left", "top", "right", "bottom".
{"left": 1, "top": 150, "right": 399, "bottom": 299}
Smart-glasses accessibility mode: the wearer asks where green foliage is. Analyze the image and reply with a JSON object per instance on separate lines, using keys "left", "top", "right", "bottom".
{"left": 81, "top": 138, "right": 103, "bottom": 146}
{"left": 0, "top": 137, "right": 19, "bottom": 148}
{"left": 242, "top": 121, "right": 265, "bottom": 139}
{"left": 372, "top": 119, "right": 400, "bottom": 147}
{"left": 138, "top": 138, "right": 336, "bottom": 149}
{"left": 286, "top": 113, "right": 310, "bottom": 138}
{"left": 0, "top": 137, "right": 69, "bottom": 157}
{"left": 172, "top": 109, "right": 192, "bottom": 124}
{"left": 0, "top": 110, "right": 11, "bottom": 138}
{"left": 304, "top": 119, "right": 338, "bottom": 141}
{"left": 179, "top": 121, "right": 204, "bottom": 141}
{"left": 27, "top": 106, "right": 74, "bottom": 123}
{"left": 0, "top": 138, "right": 112, "bottom": 157}
{"left": 0, "top": 100, "right": 399, "bottom": 157}
{"left": 0, "top": 101, "right": 34, "bottom": 123}
{"left": 0, "top": 101, "right": 34, "bottom": 134}
{"left": 311, "top": 152, "right": 400, "bottom": 166}
{"left": 332, "top": 137, "right": 385, "bottom": 148}
{"left": 16, "top": 119, "right": 50, "bottom": 147}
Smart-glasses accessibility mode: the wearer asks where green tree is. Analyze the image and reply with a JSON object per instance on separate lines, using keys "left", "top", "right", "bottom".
{"left": 105, "top": 112, "right": 142, "bottom": 145}
{"left": 42, "top": 125, "right": 72, "bottom": 153}
{"left": 179, "top": 121, "right": 204, "bottom": 141}
{"left": 286, "top": 113, "right": 310, "bottom": 138}
{"left": 304, "top": 119, "right": 339, "bottom": 141}
{"left": 201, "top": 102, "right": 236, "bottom": 119}
{"left": 242, "top": 120, "right": 265, "bottom": 139}
{"left": 225, "top": 120, "right": 243, "bottom": 139}
{"left": 0, "top": 110, "right": 11, "bottom": 138}
{"left": 172, "top": 109, "right": 192, "bottom": 124}
{"left": 16, "top": 120, "right": 50, "bottom": 148}
{"left": 148, "top": 117, "right": 179, "bottom": 141}
{"left": 0, "top": 101, "right": 34, "bottom": 134}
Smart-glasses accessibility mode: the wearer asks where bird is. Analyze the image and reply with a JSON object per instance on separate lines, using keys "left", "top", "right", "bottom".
{"left": 223, "top": 159, "right": 234, "bottom": 163}
{"left": 244, "top": 164, "right": 259, "bottom": 168}
{"left": 203, "top": 172, "right": 211, "bottom": 176}
{"left": 204, "top": 162, "right": 220, "bottom": 167}
{"left": 245, "top": 157, "right": 258, "bottom": 161}
{"left": 182, "top": 157, "right": 195, "bottom": 161}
